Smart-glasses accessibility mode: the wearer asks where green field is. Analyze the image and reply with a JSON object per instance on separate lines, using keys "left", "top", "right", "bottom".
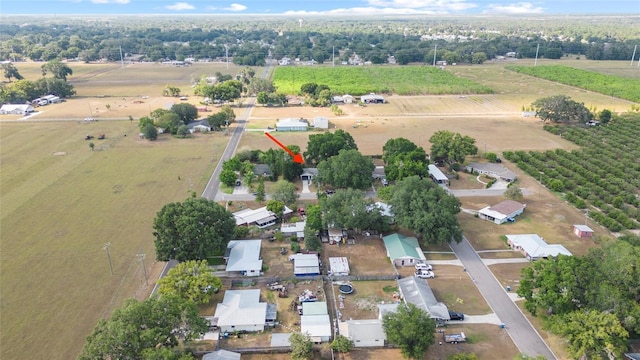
{"left": 506, "top": 65, "right": 640, "bottom": 102}
{"left": 0, "top": 121, "right": 228, "bottom": 360}
{"left": 273, "top": 66, "right": 494, "bottom": 95}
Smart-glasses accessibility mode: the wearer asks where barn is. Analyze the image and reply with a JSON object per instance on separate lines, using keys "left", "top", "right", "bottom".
{"left": 360, "top": 93, "right": 386, "bottom": 104}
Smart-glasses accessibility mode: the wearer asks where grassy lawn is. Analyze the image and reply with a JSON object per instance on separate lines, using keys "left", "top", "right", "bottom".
{"left": 0, "top": 120, "right": 227, "bottom": 360}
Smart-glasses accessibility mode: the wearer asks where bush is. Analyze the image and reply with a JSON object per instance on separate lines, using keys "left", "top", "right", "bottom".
{"left": 233, "top": 226, "right": 250, "bottom": 239}
{"left": 291, "top": 242, "right": 301, "bottom": 253}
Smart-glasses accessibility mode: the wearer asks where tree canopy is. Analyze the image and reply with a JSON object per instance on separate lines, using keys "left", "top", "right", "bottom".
{"left": 271, "top": 180, "right": 299, "bottom": 206}
{"left": 429, "top": 130, "right": 478, "bottom": 166}
{"left": 321, "top": 188, "right": 389, "bottom": 232}
{"left": 532, "top": 95, "right": 593, "bottom": 124}
{"left": 41, "top": 59, "right": 73, "bottom": 81}
{"left": 304, "top": 129, "right": 357, "bottom": 165}
{"left": 383, "top": 138, "right": 429, "bottom": 181}
{"left": 289, "top": 332, "right": 314, "bottom": 360}
{"left": 317, "top": 149, "right": 374, "bottom": 189}
{"left": 171, "top": 103, "right": 199, "bottom": 124}
{"left": 79, "top": 294, "right": 207, "bottom": 360}
{"left": 1, "top": 63, "right": 23, "bottom": 82}
{"left": 383, "top": 303, "right": 436, "bottom": 360}
{"left": 153, "top": 196, "right": 236, "bottom": 261}
{"left": 388, "top": 176, "right": 462, "bottom": 245}
{"left": 157, "top": 260, "right": 222, "bottom": 304}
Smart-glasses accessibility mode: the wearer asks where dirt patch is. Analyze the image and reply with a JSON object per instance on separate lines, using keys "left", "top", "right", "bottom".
{"left": 488, "top": 263, "right": 530, "bottom": 293}
{"left": 332, "top": 280, "right": 399, "bottom": 322}
{"left": 323, "top": 237, "right": 393, "bottom": 276}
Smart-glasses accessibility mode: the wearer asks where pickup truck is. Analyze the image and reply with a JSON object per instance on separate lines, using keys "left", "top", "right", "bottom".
{"left": 443, "top": 332, "right": 466, "bottom": 344}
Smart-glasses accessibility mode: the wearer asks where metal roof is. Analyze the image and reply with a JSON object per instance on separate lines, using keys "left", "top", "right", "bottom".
{"left": 397, "top": 276, "right": 450, "bottom": 320}
{"left": 225, "top": 239, "right": 263, "bottom": 272}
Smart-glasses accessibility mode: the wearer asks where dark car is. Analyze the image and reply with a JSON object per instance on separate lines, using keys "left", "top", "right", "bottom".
{"left": 448, "top": 310, "right": 464, "bottom": 321}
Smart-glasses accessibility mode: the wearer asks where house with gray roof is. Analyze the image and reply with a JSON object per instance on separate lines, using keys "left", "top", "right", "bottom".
{"left": 382, "top": 233, "right": 426, "bottom": 267}
{"left": 276, "top": 118, "right": 308, "bottom": 131}
{"left": 224, "top": 239, "right": 263, "bottom": 277}
{"left": 506, "top": 234, "right": 572, "bottom": 261}
{"left": 397, "top": 276, "right": 450, "bottom": 321}
{"left": 213, "top": 289, "right": 269, "bottom": 333}
{"left": 465, "top": 162, "right": 517, "bottom": 182}
{"left": 478, "top": 200, "right": 526, "bottom": 224}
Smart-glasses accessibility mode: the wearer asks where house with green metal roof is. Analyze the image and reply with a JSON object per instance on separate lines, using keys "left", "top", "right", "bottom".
{"left": 382, "top": 233, "right": 426, "bottom": 267}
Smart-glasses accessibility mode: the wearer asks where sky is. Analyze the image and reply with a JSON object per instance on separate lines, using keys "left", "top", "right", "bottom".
{"left": 0, "top": 0, "right": 638, "bottom": 16}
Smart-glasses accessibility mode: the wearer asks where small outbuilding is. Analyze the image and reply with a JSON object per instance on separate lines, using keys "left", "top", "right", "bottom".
{"left": 0, "top": 104, "right": 35, "bottom": 115}
{"left": 428, "top": 164, "right": 449, "bottom": 186}
{"left": 360, "top": 93, "right": 386, "bottom": 104}
{"left": 382, "top": 233, "right": 426, "bottom": 267}
{"left": 301, "top": 313, "right": 331, "bottom": 343}
{"left": 345, "top": 319, "right": 386, "bottom": 347}
{"left": 328, "top": 257, "right": 350, "bottom": 276}
{"left": 573, "top": 224, "right": 594, "bottom": 238}
{"left": 478, "top": 200, "right": 526, "bottom": 225}
{"left": 202, "top": 349, "right": 241, "bottom": 360}
{"left": 506, "top": 234, "right": 572, "bottom": 261}
{"left": 281, "top": 221, "right": 306, "bottom": 239}
{"left": 292, "top": 253, "right": 320, "bottom": 276}
{"left": 312, "top": 116, "right": 329, "bottom": 129}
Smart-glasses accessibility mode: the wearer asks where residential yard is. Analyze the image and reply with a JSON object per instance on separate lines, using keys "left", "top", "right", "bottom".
{"left": 323, "top": 237, "right": 394, "bottom": 275}
{"left": 488, "top": 263, "right": 531, "bottom": 294}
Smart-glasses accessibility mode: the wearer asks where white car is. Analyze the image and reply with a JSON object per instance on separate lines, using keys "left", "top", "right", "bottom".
{"left": 84, "top": 117, "right": 95, "bottom": 122}
{"left": 415, "top": 270, "right": 435, "bottom": 279}
{"left": 415, "top": 262, "right": 433, "bottom": 271}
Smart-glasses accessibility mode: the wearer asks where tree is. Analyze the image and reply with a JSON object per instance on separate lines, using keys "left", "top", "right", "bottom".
{"left": 266, "top": 199, "right": 285, "bottom": 219}
{"left": 471, "top": 51, "right": 488, "bottom": 64}
{"left": 219, "top": 168, "right": 237, "bottom": 187}
{"left": 304, "top": 129, "right": 357, "bottom": 165}
{"left": 247, "top": 78, "right": 275, "bottom": 95}
{"left": 157, "top": 260, "right": 222, "bottom": 304}
{"left": 448, "top": 354, "right": 478, "bottom": 360}
{"left": 504, "top": 185, "right": 524, "bottom": 201}
{"left": 304, "top": 204, "right": 323, "bottom": 232}
{"left": 429, "top": 130, "right": 478, "bottom": 166}
{"left": 220, "top": 104, "right": 236, "bottom": 124}
{"left": 255, "top": 178, "right": 265, "bottom": 202}
{"left": 598, "top": 109, "right": 612, "bottom": 124}
{"left": 156, "top": 112, "right": 183, "bottom": 135}
{"left": 304, "top": 227, "right": 322, "bottom": 252}
{"left": 389, "top": 176, "right": 462, "bottom": 245}
{"left": 317, "top": 149, "right": 375, "bottom": 189}
{"left": 138, "top": 116, "right": 154, "bottom": 131}
{"left": 383, "top": 303, "right": 436, "bottom": 360}
{"left": 289, "top": 332, "right": 313, "bottom": 360}
{"left": 171, "top": 103, "right": 198, "bottom": 124}
{"left": 41, "top": 60, "right": 73, "bottom": 81}
{"left": 163, "top": 85, "right": 181, "bottom": 97}
{"left": 153, "top": 196, "right": 235, "bottom": 261}
{"left": 1, "top": 63, "right": 23, "bottom": 82}
{"left": 548, "top": 310, "right": 628, "bottom": 360}
{"left": 142, "top": 123, "right": 158, "bottom": 140}
{"left": 383, "top": 138, "right": 429, "bottom": 181}
{"left": 176, "top": 125, "right": 190, "bottom": 138}
{"left": 79, "top": 294, "right": 207, "bottom": 360}
{"left": 484, "top": 152, "right": 498, "bottom": 163}
{"left": 272, "top": 180, "right": 298, "bottom": 206}
{"left": 531, "top": 95, "right": 593, "bottom": 124}
{"left": 321, "top": 189, "right": 387, "bottom": 232}
{"left": 88, "top": 142, "right": 95, "bottom": 151}
{"left": 331, "top": 334, "right": 353, "bottom": 353}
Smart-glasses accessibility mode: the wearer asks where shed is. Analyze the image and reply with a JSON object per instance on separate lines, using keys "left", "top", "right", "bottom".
{"left": 276, "top": 118, "right": 308, "bottom": 132}
{"left": 213, "top": 289, "right": 267, "bottom": 333}
{"left": 302, "top": 301, "right": 328, "bottom": 316}
{"left": 360, "top": 93, "right": 385, "bottom": 104}
{"left": 328, "top": 257, "right": 350, "bottom": 276}
{"left": 202, "top": 349, "right": 241, "bottom": 360}
{"left": 0, "top": 104, "right": 35, "bottom": 115}
{"left": 292, "top": 253, "right": 320, "bottom": 276}
{"left": 342, "top": 94, "right": 354, "bottom": 103}
{"left": 506, "top": 234, "right": 572, "bottom": 261}
{"left": 301, "top": 314, "right": 331, "bottom": 343}
{"left": 382, "top": 233, "right": 426, "bottom": 267}
{"left": 345, "top": 319, "right": 386, "bottom": 347}
{"left": 428, "top": 164, "right": 449, "bottom": 186}
{"left": 573, "top": 224, "right": 594, "bottom": 238}
{"left": 478, "top": 200, "right": 526, "bottom": 225}
{"left": 224, "top": 239, "right": 263, "bottom": 276}
{"left": 281, "top": 221, "right": 306, "bottom": 238}
{"left": 312, "top": 116, "right": 329, "bottom": 129}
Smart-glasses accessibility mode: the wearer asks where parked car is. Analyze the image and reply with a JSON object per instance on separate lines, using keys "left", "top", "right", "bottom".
{"left": 506, "top": 217, "right": 516, "bottom": 223}
{"left": 415, "top": 262, "right": 433, "bottom": 271}
{"left": 381, "top": 178, "right": 389, "bottom": 186}
{"left": 415, "top": 270, "right": 435, "bottom": 279}
{"left": 448, "top": 310, "right": 465, "bottom": 321}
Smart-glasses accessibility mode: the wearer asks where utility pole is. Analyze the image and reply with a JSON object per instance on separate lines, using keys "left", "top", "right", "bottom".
{"left": 137, "top": 253, "right": 148, "bottom": 286}
{"left": 103, "top": 243, "right": 113, "bottom": 275}
{"left": 631, "top": 45, "right": 638, "bottom": 66}
{"left": 433, "top": 44, "right": 437, "bottom": 66}
{"left": 534, "top": 43, "right": 540, "bottom": 66}
{"left": 332, "top": 46, "right": 335, "bottom": 67}
{"left": 225, "top": 44, "right": 229, "bottom": 70}
{"left": 119, "top": 45, "right": 124, "bottom": 69}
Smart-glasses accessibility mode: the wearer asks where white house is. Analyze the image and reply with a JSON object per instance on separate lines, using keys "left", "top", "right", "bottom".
{"left": 276, "top": 118, "right": 308, "bottom": 132}
{"left": 233, "top": 206, "right": 293, "bottom": 228}
{"left": 428, "top": 164, "right": 449, "bottom": 186}
{"left": 281, "top": 221, "right": 306, "bottom": 238}
{"left": 506, "top": 234, "right": 572, "bottom": 261}
{"left": 382, "top": 233, "right": 426, "bottom": 267}
{"left": 0, "top": 104, "right": 35, "bottom": 115}
{"left": 328, "top": 257, "right": 350, "bottom": 276}
{"left": 292, "top": 253, "right": 320, "bottom": 276}
{"left": 342, "top": 94, "right": 354, "bottom": 103}
{"left": 301, "top": 302, "right": 331, "bottom": 343}
{"left": 465, "top": 162, "right": 517, "bottom": 182}
{"left": 397, "top": 276, "right": 450, "bottom": 321}
{"left": 224, "top": 239, "right": 262, "bottom": 277}
{"left": 478, "top": 200, "right": 526, "bottom": 225}
{"left": 300, "top": 168, "right": 319, "bottom": 183}
{"left": 213, "top": 289, "right": 268, "bottom": 333}
{"left": 312, "top": 116, "right": 329, "bottom": 129}
{"left": 345, "top": 319, "right": 386, "bottom": 347}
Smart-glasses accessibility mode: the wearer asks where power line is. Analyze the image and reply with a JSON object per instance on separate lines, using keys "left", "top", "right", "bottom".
{"left": 103, "top": 243, "right": 114, "bottom": 275}
{"left": 137, "top": 253, "right": 148, "bottom": 286}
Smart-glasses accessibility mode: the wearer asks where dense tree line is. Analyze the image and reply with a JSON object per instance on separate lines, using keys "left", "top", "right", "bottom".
{"left": 1, "top": 16, "right": 638, "bottom": 65}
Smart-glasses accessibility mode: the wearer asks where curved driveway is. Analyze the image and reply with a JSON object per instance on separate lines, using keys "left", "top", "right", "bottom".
{"left": 450, "top": 237, "right": 557, "bottom": 359}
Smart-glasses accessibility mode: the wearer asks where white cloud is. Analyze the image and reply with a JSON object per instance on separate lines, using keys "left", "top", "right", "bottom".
{"left": 224, "top": 3, "right": 247, "bottom": 11}
{"left": 91, "top": 0, "right": 130, "bottom": 4}
{"left": 165, "top": 2, "right": 195, "bottom": 11}
{"left": 485, "top": 2, "right": 544, "bottom": 14}
{"left": 285, "top": 0, "right": 476, "bottom": 15}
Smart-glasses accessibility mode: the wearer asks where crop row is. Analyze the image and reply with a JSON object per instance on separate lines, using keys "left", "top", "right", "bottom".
{"left": 273, "top": 66, "right": 494, "bottom": 96}
{"left": 506, "top": 65, "right": 640, "bottom": 103}
{"left": 503, "top": 114, "right": 640, "bottom": 232}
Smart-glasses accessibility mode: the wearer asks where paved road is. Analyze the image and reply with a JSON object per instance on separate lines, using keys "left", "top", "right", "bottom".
{"left": 201, "top": 62, "right": 273, "bottom": 200}
{"left": 450, "top": 237, "right": 557, "bottom": 359}
{"left": 449, "top": 187, "right": 533, "bottom": 197}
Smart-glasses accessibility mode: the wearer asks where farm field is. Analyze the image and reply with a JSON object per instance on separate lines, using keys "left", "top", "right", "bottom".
{"left": 1, "top": 58, "right": 635, "bottom": 360}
